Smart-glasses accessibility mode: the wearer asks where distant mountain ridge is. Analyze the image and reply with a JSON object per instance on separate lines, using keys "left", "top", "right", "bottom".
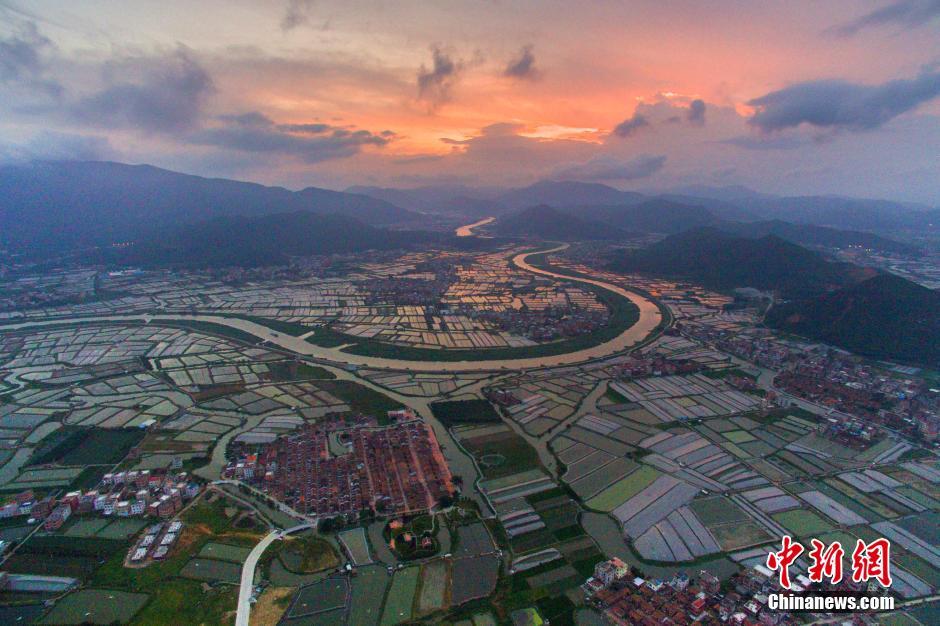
{"left": 100, "top": 211, "right": 437, "bottom": 268}
{"left": 609, "top": 227, "right": 870, "bottom": 299}
{"left": 492, "top": 205, "right": 629, "bottom": 240}
{"left": 568, "top": 199, "right": 718, "bottom": 234}
{"left": 0, "top": 161, "right": 419, "bottom": 257}
{"left": 713, "top": 219, "right": 913, "bottom": 254}
{"left": 766, "top": 273, "right": 940, "bottom": 367}
{"left": 496, "top": 180, "right": 645, "bottom": 210}
{"left": 351, "top": 179, "right": 936, "bottom": 238}
{"left": 346, "top": 184, "right": 507, "bottom": 216}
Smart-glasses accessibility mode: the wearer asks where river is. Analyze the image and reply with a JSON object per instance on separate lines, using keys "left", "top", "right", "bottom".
{"left": 454, "top": 216, "right": 495, "bottom": 237}
{"left": 0, "top": 246, "right": 662, "bottom": 373}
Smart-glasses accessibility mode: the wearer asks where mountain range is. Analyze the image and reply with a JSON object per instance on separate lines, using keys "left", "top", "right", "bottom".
{"left": 0, "top": 161, "right": 419, "bottom": 257}
{"left": 95, "top": 211, "right": 438, "bottom": 268}
{"left": 608, "top": 228, "right": 873, "bottom": 299}
{"left": 487, "top": 201, "right": 912, "bottom": 251}
{"left": 1, "top": 160, "right": 935, "bottom": 364}
{"left": 3, "top": 162, "right": 931, "bottom": 261}
{"left": 351, "top": 179, "right": 938, "bottom": 235}
{"left": 766, "top": 273, "right": 940, "bottom": 367}
{"left": 489, "top": 205, "right": 628, "bottom": 240}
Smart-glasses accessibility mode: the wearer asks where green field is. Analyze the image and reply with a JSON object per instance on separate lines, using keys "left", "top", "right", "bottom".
{"left": 40, "top": 589, "right": 148, "bottom": 625}
{"left": 338, "top": 527, "right": 372, "bottom": 565}
{"left": 63, "top": 518, "right": 110, "bottom": 538}
{"left": 462, "top": 430, "right": 543, "bottom": 480}
{"left": 585, "top": 466, "right": 660, "bottom": 511}
{"left": 380, "top": 566, "right": 421, "bottom": 625}
{"left": 97, "top": 518, "right": 148, "bottom": 540}
{"left": 430, "top": 399, "right": 501, "bottom": 426}
{"left": 27, "top": 427, "right": 146, "bottom": 466}
{"left": 286, "top": 577, "right": 349, "bottom": 619}
{"left": 313, "top": 380, "right": 403, "bottom": 423}
{"left": 348, "top": 565, "right": 389, "bottom": 626}
{"left": 198, "top": 542, "right": 253, "bottom": 563}
{"left": 416, "top": 559, "right": 449, "bottom": 615}
{"left": 772, "top": 509, "right": 835, "bottom": 538}
{"left": 127, "top": 577, "right": 239, "bottom": 626}
{"left": 180, "top": 558, "right": 242, "bottom": 584}
{"left": 277, "top": 536, "right": 340, "bottom": 573}
{"left": 689, "top": 496, "right": 750, "bottom": 526}
{"left": 724, "top": 430, "right": 756, "bottom": 444}
{"left": 265, "top": 360, "right": 336, "bottom": 381}
{"left": 710, "top": 520, "right": 774, "bottom": 551}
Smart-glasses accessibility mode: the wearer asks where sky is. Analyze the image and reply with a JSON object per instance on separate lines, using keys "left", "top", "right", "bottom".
{"left": 1, "top": 0, "right": 939, "bottom": 203}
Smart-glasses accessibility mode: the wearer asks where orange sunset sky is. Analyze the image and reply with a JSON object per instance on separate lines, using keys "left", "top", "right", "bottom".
{"left": 1, "top": 0, "right": 939, "bottom": 201}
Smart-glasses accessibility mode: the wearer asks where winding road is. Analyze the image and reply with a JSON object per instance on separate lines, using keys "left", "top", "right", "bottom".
{"left": 235, "top": 522, "right": 316, "bottom": 626}
{"left": 0, "top": 246, "right": 662, "bottom": 373}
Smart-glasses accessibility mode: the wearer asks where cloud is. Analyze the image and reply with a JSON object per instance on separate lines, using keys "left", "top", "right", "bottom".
{"left": 503, "top": 45, "right": 539, "bottom": 80}
{"left": 190, "top": 111, "right": 392, "bottom": 162}
{"left": 69, "top": 47, "right": 213, "bottom": 133}
{"left": 278, "top": 122, "right": 332, "bottom": 134}
{"left": 555, "top": 154, "right": 667, "bottom": 181}
{"left": 747, "top": 70, "right": 940, "bottom": 132}
{"left": 830, "top": 0, "right": 940, "bottom": 36}
{"left": 687, "top": 99, "right": 706, "bottom": 125}
{"left": 612, "top": 112, "right": 650, "bottom": 137}
{"left": 280, "top": 0, "right": 315, "bottom": 31}
{"left": 0, "top": 131, "right": 113, "bottom": 162}
{"left": 719, "top": 135, "right": 809, "bottom": 150}
{"left": 0, "top": 21, "right": 62, "bottom": 96}
{"left": 417, "top": 45, "right": 460, "bottom": 107}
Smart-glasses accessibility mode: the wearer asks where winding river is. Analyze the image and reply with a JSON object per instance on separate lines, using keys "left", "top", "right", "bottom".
{"left": 0, "top": 246, "right": 662, "bottom": 372}
{"left": 454, "top": 216, "right": 495, "bottom": 237}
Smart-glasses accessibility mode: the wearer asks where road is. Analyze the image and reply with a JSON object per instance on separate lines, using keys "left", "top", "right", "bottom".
{"left": 0, "top": 246, "right": 662, "bottom": 373}
{"left": 235, "top": 522, "right": 316, "bottom": 626}
{"left": 211, "top": 480, "right": 313, "bottom": 522}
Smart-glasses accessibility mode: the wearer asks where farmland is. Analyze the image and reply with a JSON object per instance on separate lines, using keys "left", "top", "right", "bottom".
{"left": 39, "top": 589, "right": 149, "bottom": 625}
{"left": 585, "top": 465, "right": 661, "bottom": 512}
{"left": 1, "top": 238, "right": 940, "bottom": 626}
{"left": 456, "top": 424, "right": 543, "bottom": 480}
{"left": 380, "top": 566, "right": 421, "bottom": 626}
{"left": 431, "top": 399, "right": 501, "bottom": 426}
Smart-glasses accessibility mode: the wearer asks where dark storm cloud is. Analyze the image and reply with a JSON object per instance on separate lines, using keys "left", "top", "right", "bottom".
{"left": 281, "top": 0, "right": 315, "bottom": 31}
{"left": 417, "top": 45, "right": 460, "bottom": 106}
{"left": 830, "top": 0, "right": 940, "bottom": 36}
{"left": 555, "top": 154, "right": 666, "bottom": 181}
{"left": 747, "top": 70, "right": 940, "bottom": 132}
{"left": 503, "top": 45, "right": 539, "bottom": 80}
{"left": 0, "top": 21, "right": 62, "bottom": 96}
{"left": 190, "top": 111, "right": 392, "bottom": 162}
{"left": 687, "top": 99, "right": 706, "bottom": 125}
{"left": 612, "top": 113, "right": 650, "bottom": 137}
{"left": 69, "top": 47, "right": 213, "bottom": 133}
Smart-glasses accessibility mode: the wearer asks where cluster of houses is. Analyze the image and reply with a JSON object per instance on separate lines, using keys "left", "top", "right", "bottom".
{"left": 583, "top": 558, "right": 893, "bottom": 626}
{"left": 611, "top": 355, "right": 705, "bottom": 379}
{"left": 0, "top": 468, "right": 201, "bottom": 532}
{"left": 226, "top": 418, "right": 454, "bottom": 520}
{"left": 130, "top": 520, "right": 183, "bottom": 562}
{"left": 583, "top": 558, "right": 786, "bottom": 626}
